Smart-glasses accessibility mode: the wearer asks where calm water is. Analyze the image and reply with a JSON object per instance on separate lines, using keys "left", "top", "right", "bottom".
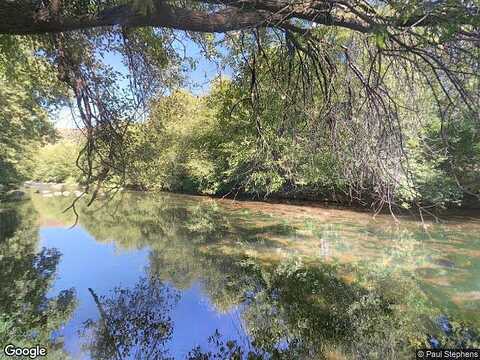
{"left": 1, "top": 191, "right": 480, "bottom": 359}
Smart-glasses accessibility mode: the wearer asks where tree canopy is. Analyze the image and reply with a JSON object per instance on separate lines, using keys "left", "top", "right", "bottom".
{"left": 0, "top": 0, "right": 479, "bottom": 212}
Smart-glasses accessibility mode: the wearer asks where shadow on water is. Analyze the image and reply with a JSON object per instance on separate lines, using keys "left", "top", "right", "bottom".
{"left": 0, "top": 207, "right": 19, "bottom": 241}
{"left": 1, "top": 191, "right": 480, "bottom": 359}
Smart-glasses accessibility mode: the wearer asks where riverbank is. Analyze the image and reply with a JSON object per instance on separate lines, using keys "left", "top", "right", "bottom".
{"left": 121, "top": 182, "right": 480, "bottom": 222}
{"left": 8, "top": 181, "right": 479, "bottom": 226}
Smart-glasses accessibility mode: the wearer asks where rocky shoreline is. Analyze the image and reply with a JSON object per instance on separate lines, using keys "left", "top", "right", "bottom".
{"left": 24, "top": 181, "right": 84, "bottom": 198}
{"left": 0, "top": 181, "right": 85, "bottom": 203}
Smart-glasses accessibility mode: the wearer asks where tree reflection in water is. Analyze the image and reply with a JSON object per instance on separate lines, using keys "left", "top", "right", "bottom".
{"left": 18, "top": 193, "right": 480, "bottom": 358}
{"left": 78, "top": 257, "right": 448, "bottom": 359}
{"left": 0, "top": 202, "right": 76, "bottom": 358}
{"left": 185, "top": 259, "right": 429, "bottom": 359}
{"left": 82, "top": 277, "right": 179, "bottom": 360}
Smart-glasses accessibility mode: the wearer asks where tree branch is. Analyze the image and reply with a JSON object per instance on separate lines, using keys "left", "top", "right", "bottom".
{"left": 0, "top": 2, "right": 280, "bottom": 34}
{"left": 0, "top": 1, "right": 479, "bottom": 36}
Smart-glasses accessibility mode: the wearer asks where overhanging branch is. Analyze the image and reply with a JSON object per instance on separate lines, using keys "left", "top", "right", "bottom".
{"left": 0, "top": 2, "right": 280, "bottom": 34}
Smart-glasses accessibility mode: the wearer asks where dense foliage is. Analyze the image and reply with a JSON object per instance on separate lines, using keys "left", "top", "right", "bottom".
{"left": 17, "top": 70, "right": 479, "bottom": 210}
{"left": 0, "top": 1, "right": 478, "bottom": 212}
{"left": 0, "top": 36, "right": 62, "bottom": 186}
{"left": 32, "top": 139, "right": 82, "bottom": 184}
{"left": 120, "top": 73, "right": 479, "bottom": 210}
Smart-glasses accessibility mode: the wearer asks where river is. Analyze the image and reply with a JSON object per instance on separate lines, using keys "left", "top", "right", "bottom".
{"left": 1, "top": 191, "right": 479, "bottom": 359}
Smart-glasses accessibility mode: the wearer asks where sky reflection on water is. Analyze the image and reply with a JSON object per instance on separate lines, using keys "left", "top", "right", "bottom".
{"left": 1, "top": 192, "right": 480, "bottom": 359}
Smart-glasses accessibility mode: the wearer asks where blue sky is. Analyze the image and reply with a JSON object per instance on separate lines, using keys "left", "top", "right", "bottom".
{"left": 53, "top": 36, "right": 231, "bottom": 128}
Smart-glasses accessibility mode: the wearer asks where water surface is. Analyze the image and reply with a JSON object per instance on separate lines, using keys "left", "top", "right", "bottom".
{"left": 1, "top": 192, "right": 479, "bottom": 359}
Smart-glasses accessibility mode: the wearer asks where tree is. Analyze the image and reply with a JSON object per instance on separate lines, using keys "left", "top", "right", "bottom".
{"left": 0, "top": 35, "right": 62, "bottom": 186}
{"left": 33, "top": 139, "right": 83, "bottom": 183}
{"left": 0, "top": 0, "right": 478, "bottom": 211}
{"left": 0, "top": 1, "right": 478, "bottom": 35}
